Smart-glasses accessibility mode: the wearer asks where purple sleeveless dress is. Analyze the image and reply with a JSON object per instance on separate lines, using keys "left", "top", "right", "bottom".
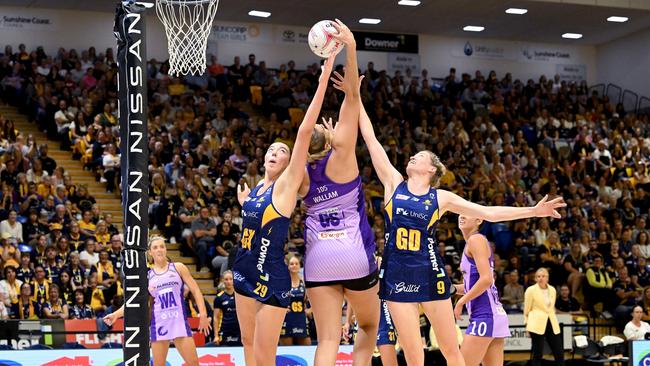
{"left": 302, "top": 151, "right": 376, "bottom": 282}
{"left": 148, "top": 262, "right": 192, "bottom": 341}
{"left": 460, "top": 235, "right": 510, "bottom": 338}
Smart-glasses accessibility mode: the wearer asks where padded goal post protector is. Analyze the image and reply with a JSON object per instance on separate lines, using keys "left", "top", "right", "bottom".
{"left": 114, "top": 2, "right": 150, "bottom": 365}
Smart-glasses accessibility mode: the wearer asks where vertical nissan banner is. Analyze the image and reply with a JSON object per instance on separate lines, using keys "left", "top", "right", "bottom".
{"left": 115, "top": 2, "right": 150, "bottom": 365}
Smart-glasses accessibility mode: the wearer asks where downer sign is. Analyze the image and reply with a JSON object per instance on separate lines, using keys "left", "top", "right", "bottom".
{"left": 354, "top": 31, "right": 418, "bottom": 53}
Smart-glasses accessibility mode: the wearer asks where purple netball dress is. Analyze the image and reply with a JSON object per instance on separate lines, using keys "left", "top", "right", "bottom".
{"left": 303, "top": 151, "right": 376, "bottom": 283}
{"left": 460, "top": 235, "right": 510, "bottom": 338}
{"left": 148, "top": 262, "right": 192, "bottom": 342}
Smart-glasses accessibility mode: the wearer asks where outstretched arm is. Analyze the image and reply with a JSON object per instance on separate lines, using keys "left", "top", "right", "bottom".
{"left": 275, "top": 55, "right": 336, "bottom": 211}
{"left": 328, "top": 19, "right": 360, "bottom": 157}
{"left": 359, "top": 100, "right": 404, "bottom": 196}
{"left": 438, "top": 191, "right": 565, "bottom": 222}
{"left": 332, "top": 73, "right": 403, "bottom": 197}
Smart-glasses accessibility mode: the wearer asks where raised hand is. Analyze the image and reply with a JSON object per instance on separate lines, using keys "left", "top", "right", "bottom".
{"left": 321, "top": 117, "right": 335, "bottom": 135}
{"left": 237, "top": 181, "right": 250, "bottom": 205}
{"left": 331, "top": 72, "right": 364, "bottom": 95}
{"left": 318, "top": 54, "right": 337, "bottom": 84}
{"left": 330, "top": 18, "right": 355, "bottom": 46}
{"left": 533, "top": 195, "right": 566, "bottom": 219}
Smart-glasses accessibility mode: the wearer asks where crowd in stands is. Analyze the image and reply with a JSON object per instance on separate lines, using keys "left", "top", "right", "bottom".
{"left": 0, "top": 43, "right": 649, "bottom": 343}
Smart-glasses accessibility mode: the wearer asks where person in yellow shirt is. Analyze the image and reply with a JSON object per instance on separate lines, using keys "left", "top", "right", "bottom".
{"left": 78, "top": 210, "right": 96, "bottom": 237}
{"left": 168, "top": 77, "right": 186, "bottom": 96}
{"left": 94, "top": 220, "right": 111, "bottom": 248}
{"left": 86, "top": 273, "right": 106, "bottom": 315}
{"left": 100, "top": 103, "right": 117, "bottom": 126}
{"left": 524, "top": 268, "right": 565, "bottom": 366}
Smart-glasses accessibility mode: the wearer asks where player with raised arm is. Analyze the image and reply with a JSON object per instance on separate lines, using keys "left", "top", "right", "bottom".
{"left": 298, "top": 19, "right": 380, "bottom": 366}
{"left": 341, "top": 72, "right": 566, "bottom": 366}
{"left": 231, "top": 54, "right": 337, "bottom": 366}
{"left": 103, "top": 236, "right": 211, "bottom": 366}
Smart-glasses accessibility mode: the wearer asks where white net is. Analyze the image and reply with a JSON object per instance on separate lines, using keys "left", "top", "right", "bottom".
{"left": 156, "top": 0, "right": 219, "bottom": 76}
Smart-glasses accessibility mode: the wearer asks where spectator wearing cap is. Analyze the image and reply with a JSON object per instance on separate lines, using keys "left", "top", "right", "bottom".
{"left": 0, "top": 266, "right": 22, "bottom": 306}
{"left": 48, "top": 222, "right": 65, "bottom": 246}
{"left": 10, "top": 283, "right": 40, "bottom": 319}
{"left": 0, "top": 210, "right": 22, "bottom": 242}
{"left": 1, "top": 232, "right": 20, "bottom": 268}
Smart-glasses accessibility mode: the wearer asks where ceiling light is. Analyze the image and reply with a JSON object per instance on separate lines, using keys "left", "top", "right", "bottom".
{"left": 505, "top": 8, "right": 528, "bottom": 15}
{"left": 359, "top": 18, "right": 381, "bottom": 24}
{"left": 248, "top": 10, "right": 271, "bottom": 18}
{"left": 463, "top": 25, "right": 485, "bottom": 32}
{"left": 398, "top": 0, "right": 421, "bottom": 6}
{"left": 607, "top": 16, "right": 628, "bottom": 23}
{"left": 562, "top": 33, "right": 583, "bottom": 39}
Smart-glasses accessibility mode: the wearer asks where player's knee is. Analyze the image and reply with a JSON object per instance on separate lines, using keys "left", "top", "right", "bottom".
{"left": 438, "top": 341, "right": 462, "bottom": 358}
{"left": 356, "top": 320, "right": 379, "bottom": 334}
{"left": 240, "top": 332, "right": 254, "bottom": 347}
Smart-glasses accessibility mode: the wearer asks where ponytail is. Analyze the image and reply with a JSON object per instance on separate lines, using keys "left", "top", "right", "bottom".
{"left": 426, "top": 151, "right": 446, "bottom": 187}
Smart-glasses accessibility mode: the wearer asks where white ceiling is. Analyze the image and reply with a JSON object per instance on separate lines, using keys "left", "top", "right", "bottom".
{"left": 2, "top": 0, "right": 650, "bottom": 45}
